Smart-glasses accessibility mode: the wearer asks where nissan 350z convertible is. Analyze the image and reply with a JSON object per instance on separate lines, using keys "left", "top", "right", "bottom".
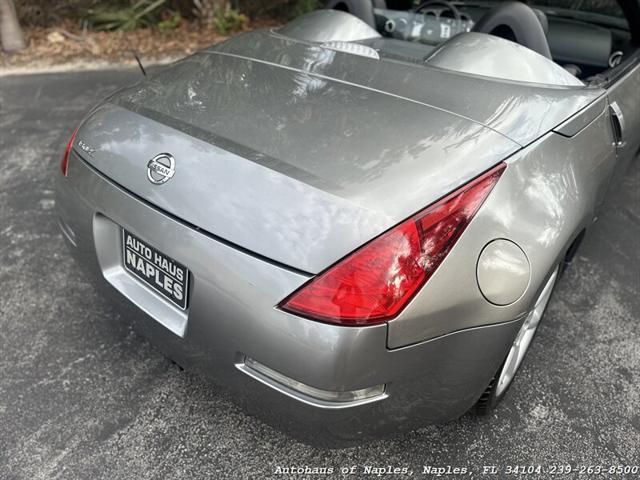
{"left": 56, "top": 0, "right": 640, "bottom": 443}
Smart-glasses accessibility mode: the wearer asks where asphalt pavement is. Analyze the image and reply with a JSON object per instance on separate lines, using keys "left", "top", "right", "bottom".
{"left": 0, "top": 69, "right": 639, "bottom": 480}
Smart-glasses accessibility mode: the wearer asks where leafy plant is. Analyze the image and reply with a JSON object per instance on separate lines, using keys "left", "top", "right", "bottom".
{"left": 158, "top": 10, "right": 182, "bottom": 29}
{"left": 86, "top": 0, "right": 166, "bottom": 31}
{"left": 292, "top": 0, "right": 319, "bottom": 17}
{"left": 211, "top": 5, "right": 247, "bottom": 35}
{"left": 191, "top": 0, "right": 215, "bottom": 22}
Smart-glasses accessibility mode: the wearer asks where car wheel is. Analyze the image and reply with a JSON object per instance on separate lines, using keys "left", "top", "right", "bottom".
{"left": 475, "top": 265, "right": 559, "bottom": 415}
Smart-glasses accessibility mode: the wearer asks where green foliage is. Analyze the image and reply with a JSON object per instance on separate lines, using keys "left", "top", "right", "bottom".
{"left": 158, "top": 10, "right": 182, "bottom": 29}
{"left": 17, "top": 0, "right": 321, "bottom": 30}
{"left": 86, "top": 0, "right": 167, "bottom": 31}
{"left": 291, "top": 0, "right": 319, "bottom": 17}
{"left": 210, "top": 6, "right": 247, "bottom": 35}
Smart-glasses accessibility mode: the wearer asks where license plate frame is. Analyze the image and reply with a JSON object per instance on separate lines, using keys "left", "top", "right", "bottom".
{"left": 122, "top": 229, "right": 190, "bottom": 310}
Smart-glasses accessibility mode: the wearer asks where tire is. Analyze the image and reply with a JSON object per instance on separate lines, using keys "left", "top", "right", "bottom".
{"left": 474, "top": 266, "right": 559, "bottom": 415}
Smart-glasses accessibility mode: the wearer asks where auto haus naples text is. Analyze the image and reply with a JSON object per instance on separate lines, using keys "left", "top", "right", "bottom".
{"left": 124, "top": 232, "right": 186, "bottom": 304}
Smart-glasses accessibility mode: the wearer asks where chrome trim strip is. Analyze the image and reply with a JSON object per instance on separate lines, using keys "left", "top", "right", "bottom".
{"left": 236, "top": 356, "right": 388, "bottom": 409}
{"left": 58, "top": 216, "right": 78, "bottom": 248}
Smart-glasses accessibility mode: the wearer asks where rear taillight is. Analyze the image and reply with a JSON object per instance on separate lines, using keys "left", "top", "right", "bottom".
{"left": 60, "top": 129, "right": 77, "bottom": 177}
{"left": 279, "top": 163, "right": 506, "bottom": 326}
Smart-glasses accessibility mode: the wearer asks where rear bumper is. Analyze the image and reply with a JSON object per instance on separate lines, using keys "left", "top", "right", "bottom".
{"left": 56, "top": 153, "right": 522, "bottom": 444}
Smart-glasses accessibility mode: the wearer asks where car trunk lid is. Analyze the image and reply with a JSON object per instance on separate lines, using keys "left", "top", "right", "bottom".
{"left": 75, "top": 52, "right": 519, "bottom": 273}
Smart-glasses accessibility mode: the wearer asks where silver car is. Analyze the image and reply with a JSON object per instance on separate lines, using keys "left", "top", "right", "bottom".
{"left": 56, "top": 0, "right": 640, "bottom": 443}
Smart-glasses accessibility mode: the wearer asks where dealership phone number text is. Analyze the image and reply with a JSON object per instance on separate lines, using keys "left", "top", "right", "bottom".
{"left": 273, "top": 464, "right": 640, "bottom": 476}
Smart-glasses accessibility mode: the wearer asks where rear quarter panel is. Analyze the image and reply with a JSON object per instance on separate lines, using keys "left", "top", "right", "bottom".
{"left": 388, "top": 97, "right": 616, "bottom": 348}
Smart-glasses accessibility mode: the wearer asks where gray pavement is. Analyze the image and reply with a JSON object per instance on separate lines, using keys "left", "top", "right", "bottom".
{"left": 0, "top": 70, "right": 639, "bottom": 480}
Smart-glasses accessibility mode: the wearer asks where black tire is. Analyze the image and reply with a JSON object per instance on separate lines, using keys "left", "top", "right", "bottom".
{"left": 474, "top": 266, "right": 559, "bottom": 415}
{"left": 474, "top": 359, "right": 507, "bottom": 415}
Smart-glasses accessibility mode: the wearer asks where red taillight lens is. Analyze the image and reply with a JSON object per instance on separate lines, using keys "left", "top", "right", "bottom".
{"left": 60, "top": 129, "right": 77, "bottom": 177}
{"left": 279, "top": 163, "right": 506, "bottom": 326}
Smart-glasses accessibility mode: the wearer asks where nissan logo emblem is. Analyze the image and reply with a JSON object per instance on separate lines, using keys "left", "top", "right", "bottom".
{"left": 147, "top": 153, "right": 176, "bottom": 185}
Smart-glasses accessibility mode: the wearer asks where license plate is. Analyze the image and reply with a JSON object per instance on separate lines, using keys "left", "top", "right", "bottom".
{"left": 122, "top": 230, "right": 189, "bottom": 310}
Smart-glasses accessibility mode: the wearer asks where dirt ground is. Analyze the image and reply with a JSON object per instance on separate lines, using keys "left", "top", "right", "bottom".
{"left": 0, "top": 19, "right": 281, "bottom": 71}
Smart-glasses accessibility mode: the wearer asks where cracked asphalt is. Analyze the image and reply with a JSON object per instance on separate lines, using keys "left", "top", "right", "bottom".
{"left": 0, "top": 69, "right": 639, "bottom": 480}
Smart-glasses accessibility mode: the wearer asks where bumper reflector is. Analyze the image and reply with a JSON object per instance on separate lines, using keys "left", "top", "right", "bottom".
{"left": 237, "top": 356, "right": 387, "bottom": 408}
